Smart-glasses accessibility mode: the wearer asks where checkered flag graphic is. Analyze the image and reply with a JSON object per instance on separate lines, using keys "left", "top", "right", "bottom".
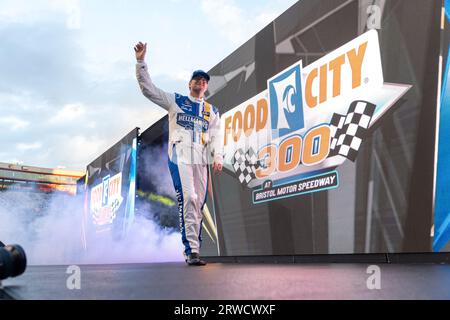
{"left": 232, "top": 147, "right": 261, "bottom": 186}
{"left": 329, "top": 100, "right": 376, "bottom": 161}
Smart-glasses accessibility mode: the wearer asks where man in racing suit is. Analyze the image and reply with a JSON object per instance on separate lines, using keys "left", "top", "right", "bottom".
{"left": 134, "top": 42, "right": 223, "bottom": 266}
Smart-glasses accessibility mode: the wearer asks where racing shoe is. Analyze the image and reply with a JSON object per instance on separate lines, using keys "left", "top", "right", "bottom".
{"left": 186, "top": 253, "right": 207, "bottom": 266}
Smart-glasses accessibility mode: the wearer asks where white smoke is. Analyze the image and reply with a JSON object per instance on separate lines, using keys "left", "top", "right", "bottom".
{"left": 0, "top": 139, "right": 196, "bottom": 265}
{"left": 0, "top": 184, "right": 183, "bottom": 265}
{"left": 80, "top": 214, "right": 183, "bottom": 265}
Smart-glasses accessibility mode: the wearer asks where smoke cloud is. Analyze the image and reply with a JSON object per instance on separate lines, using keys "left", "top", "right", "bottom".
{"left": 0, "top": 185, "right": 183, "bottom": 266}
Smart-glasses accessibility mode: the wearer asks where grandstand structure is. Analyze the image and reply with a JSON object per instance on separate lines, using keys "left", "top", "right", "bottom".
{"left": 0, "top": 162, "right": 84, "bottom": 195}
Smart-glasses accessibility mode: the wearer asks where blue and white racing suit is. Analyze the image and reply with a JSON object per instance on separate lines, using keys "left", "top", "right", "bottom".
{"left": 136, "top": 61, "right": 223, "bottom": 257}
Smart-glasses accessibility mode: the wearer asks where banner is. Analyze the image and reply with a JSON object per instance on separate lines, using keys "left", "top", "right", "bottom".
{"left": 83, "top": 128, "right": 138, "bottom": 243}
{"left": 222, "top": 30, "right": 411, "bottom": 204}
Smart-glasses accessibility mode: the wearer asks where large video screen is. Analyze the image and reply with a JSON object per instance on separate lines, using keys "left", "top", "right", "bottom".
{"left": 204, "top": 0, "right": 443, "bottom": 256}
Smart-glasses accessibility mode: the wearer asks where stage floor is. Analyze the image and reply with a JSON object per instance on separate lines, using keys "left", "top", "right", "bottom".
{"left": 1, "top": 262, "right": 450, "bottom": 300}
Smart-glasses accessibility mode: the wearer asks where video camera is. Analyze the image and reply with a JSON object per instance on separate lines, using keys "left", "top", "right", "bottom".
{"left": 0, "top": 241, "right": 27, "bottom": 280}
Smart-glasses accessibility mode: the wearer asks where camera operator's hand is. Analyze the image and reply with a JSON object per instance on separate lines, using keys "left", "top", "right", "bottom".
{"left": 134, "top": 41, "right": 147, "bottom": 62}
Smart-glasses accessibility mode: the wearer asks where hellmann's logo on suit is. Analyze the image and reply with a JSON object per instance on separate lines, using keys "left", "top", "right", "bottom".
{"left": 177, "top": 113, "right": 209, "bottom": 131}
{"left": 221, "top": 29, "right": 411, "bottom": 204}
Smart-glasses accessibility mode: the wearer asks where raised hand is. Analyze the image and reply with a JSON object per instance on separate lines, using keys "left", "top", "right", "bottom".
{"left": 134, "top": 41, "right": 147, "bottom": 62}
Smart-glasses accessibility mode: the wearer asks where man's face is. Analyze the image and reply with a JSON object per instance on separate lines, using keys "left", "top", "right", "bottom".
{"left": 189, "top": 76, "right": 208, "bottom": 96}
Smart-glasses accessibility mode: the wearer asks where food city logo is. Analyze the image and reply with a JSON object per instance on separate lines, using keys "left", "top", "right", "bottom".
{"left": 90, "top": 172, "right": 124, "bottom": 225}
{"left": 221, "top": 30, "right": 411, "bottom": 204}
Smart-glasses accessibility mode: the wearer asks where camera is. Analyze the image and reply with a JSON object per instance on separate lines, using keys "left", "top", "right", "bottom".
{"left": 0, "top": 241, "right": 27, "bottom": 280}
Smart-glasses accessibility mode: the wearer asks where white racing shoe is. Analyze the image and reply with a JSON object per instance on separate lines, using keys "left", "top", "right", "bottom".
{"left": 186, "top": 253, "right": 207, "bottom": 266}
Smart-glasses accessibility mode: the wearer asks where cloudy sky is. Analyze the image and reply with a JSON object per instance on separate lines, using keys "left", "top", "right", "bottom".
{"left": 0, "top": 0, "right": 298, "bottom": 171}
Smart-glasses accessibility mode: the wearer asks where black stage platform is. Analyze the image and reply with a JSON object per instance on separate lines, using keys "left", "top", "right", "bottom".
{"left": 1, "top": 262, "right": 450, "bottom": 300}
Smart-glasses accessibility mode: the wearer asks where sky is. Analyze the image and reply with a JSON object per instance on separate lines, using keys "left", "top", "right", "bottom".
{"left": 0, "top": 0, "right": 298, "bottom": 171}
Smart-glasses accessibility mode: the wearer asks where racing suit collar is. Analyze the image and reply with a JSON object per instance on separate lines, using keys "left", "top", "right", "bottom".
{"left": 188, "top": 94, "right": 204, "bottom": 103}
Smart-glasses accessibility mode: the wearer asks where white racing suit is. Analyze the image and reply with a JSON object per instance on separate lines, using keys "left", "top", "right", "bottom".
{"left": 136, "top": 61, "right": 223, "bottom": 257}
